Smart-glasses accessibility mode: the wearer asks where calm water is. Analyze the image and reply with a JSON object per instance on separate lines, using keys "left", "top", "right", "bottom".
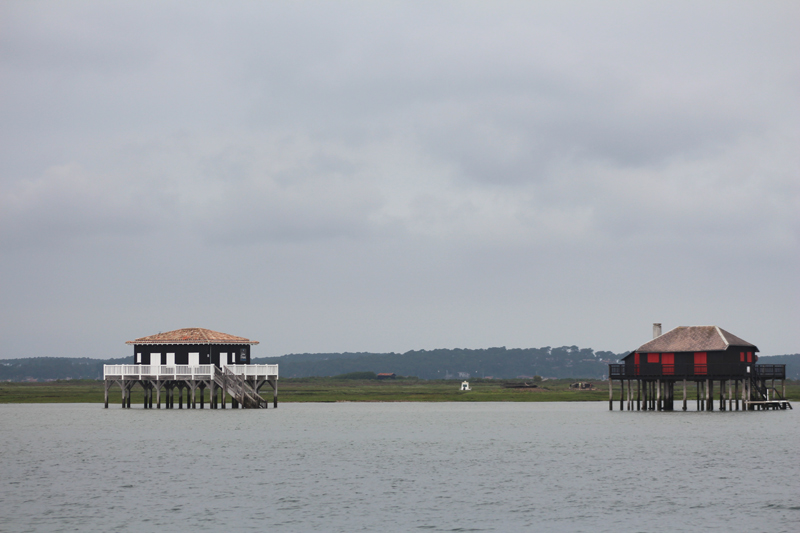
{"left": 0, "top": 402, "right": 797, "bottom": 532}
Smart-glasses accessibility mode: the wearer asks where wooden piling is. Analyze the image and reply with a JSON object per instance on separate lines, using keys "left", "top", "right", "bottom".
{"left": 682, "top": 379, "right": 687, "bottom": 411}
{"left": 696, "top": 381, "right": 700, "bottom": 411}
{"left": 728, "top": 380, "right": 732, "bottom": 411}
{"left": 609, "top": 379, "right": 613, "bottom": 410}
{"left": 636, "top": 380, "right": 640, "bottom": 411}
{"left": 656, "top": 379, "right": 661, "bottom": 411}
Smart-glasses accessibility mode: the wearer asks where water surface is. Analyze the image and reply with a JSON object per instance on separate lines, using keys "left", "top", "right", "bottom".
{"left": 1, "top": 403, "right": 797, "bottom": 532}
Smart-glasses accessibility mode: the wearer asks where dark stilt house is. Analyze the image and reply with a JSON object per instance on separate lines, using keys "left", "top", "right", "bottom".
{"left": 608, "top": 324, "right": 791, "bottom": 411}
{"left": 103, "top": 327, "right": 278, "bottom": 410}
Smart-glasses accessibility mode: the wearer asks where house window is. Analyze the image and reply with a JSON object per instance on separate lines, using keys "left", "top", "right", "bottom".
{"left": 136, "top": 353, "right": 141, "bottom": 364}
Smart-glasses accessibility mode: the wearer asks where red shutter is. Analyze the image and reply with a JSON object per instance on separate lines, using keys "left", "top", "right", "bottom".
{"left": 740, "top": 351, "right": 745, "bottom": 362}
{"left": 648, "top": 353, "right": 659, "bottom": 363}
{"left": 694, "top": 352, "right": 707, "bottom": 375}
{"left": 747, "top": 352, "right": 752, "bottom": 363}
{"left": 634, "top": 353, "right": 640, "bottom": 375}
{"left": 662, "top": 353, "right": 674, "bottom": 375}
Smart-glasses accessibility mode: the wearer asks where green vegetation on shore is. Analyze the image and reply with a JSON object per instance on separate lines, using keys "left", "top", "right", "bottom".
{"left": 2, "top": 378, "right": 798, "bottom": 404}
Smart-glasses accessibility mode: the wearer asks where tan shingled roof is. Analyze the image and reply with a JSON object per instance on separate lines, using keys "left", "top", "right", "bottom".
{"left": 126, "top": 328, "right": 259, "bottom": 345}
{"left": 635, "top": 326, "right": 757, "bottom": 353}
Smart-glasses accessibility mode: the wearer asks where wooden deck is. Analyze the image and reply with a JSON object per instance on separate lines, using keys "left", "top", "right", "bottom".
{"left": 104, "top": 364, "right": 278, "bottom": 380}
{"left": 103, "top": 364, "right": 278, "bottom": 409}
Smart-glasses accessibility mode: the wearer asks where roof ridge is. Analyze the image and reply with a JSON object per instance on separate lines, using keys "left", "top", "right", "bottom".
{"left": 714, "top": 325, "right": 729, "bottom": 349}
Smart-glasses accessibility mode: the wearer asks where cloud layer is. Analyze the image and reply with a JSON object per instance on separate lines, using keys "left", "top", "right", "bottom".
{"left": 1, "top": 2, "right": 798, "bottom": 358}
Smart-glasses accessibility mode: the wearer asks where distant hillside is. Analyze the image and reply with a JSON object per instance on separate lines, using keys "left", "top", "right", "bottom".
{"left": 2, "top": 351, "right": 795, "bottom": 382}
{"left": 252, "top": 346, "right": 625, "bottom": 380}
{"left": 0, "top": 356, "right": 132, "bottom": 382}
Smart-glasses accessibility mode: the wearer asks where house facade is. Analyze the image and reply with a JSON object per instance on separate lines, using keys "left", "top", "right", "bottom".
{"left": 126, "top": 327, "right": 258, "bottom": 368}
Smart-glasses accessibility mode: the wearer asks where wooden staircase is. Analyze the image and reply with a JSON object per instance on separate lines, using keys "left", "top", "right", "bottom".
{"left": 748, "top": 374, "right": 792, "bottom": 410}
{"left": 214, "top": 366, "right": 268, "bottom": 408}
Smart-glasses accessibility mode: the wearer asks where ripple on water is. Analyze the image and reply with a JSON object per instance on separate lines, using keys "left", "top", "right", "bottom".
{"left": 0, "top": 402, "right": 797, "bottom": 532}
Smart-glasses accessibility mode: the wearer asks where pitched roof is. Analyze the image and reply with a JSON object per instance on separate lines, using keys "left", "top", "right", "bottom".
{"left": 126, "top": 328, "right": 259, "bottom": 345}
{"left": 633, "top": 325, "right": 757, "bottom": 353}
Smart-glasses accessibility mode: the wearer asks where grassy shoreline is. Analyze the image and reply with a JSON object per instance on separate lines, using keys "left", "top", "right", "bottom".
{"left": 2, "top": 378, "right": 797, "bottom": 404}
{"left": 0, "top": 378, "right": 607, "bottom": 404}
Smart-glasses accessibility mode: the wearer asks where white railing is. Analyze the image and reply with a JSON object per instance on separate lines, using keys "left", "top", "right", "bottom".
{"left": 104, "top": 364, "right": 278, "bottom": 380}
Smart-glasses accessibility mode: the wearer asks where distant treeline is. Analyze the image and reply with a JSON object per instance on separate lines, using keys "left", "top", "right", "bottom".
{"left": 256, "top": 351, "right": 798, "bottom": 380}
{"left": 252, "top": 346, "right": 623, "bottom": 380}
{"left": 1, "top": 351, "right": 797, "bottom": 382}
{"left": 0, "top": 356, "right": 132, "bottom": 382}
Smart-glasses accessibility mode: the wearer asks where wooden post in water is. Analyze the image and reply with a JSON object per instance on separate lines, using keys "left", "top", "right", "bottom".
{"left": 636, "top": 380, "right": 641, "bottom": 411}
{"left": 104, "top": 380, "right": 109, "bottom": 409}
{"left": 273, "top": 379, "right": 278, "bottom": 408}
{"left": 609, "top": 379, "right": 613, "bottom": 410}
{"left": 620, "top": 379, "right": 624, "bottom": 411}
{"left": 743, "top": 378, "right": 748, "bottom": 410}
{"left": 627, "top": 379, "right": 632, "bottom": 410}
{"left": 656, "top": 379, "right": 661, "bottom": 411}
{"left": 682, "top": 379, "right": 687, "bottom": 411}
{"left": 706, "top": 379, "right": 712, "bottom": 411}
{"left": 667, "top": 381, "right": 675, "bottom": 411}
{"left": 720, "top": 380, "right": 725, "bottom": 411}
{"left": 728, "top": 380, "right": 732, "bottom": 411}
{"left": 735, "top": 380, "right": 739, "bottom": 410}
{"left": 696, "top": 381, "right": 700, "bottom": 411}
{"left": 649, "top": 380, "right": 654, "bottom": 411}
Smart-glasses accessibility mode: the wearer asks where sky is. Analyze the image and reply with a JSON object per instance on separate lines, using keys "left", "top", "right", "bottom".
{"left": 1, "top": 1, "right": 798, "bottom": 360}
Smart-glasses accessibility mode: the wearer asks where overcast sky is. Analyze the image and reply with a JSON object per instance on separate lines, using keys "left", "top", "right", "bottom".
{"left": 1, "top": 1, "right": 798, "bottom": 360}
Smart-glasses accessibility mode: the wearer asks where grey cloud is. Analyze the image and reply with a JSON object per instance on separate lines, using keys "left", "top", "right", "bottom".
{"left": 0, "top": 2, "right": 798, "bottom": 357}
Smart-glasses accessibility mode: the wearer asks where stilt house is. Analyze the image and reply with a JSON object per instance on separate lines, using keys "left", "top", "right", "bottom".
{"left": 103, "top": 327, "right": 278, "bottom": 410}
{"left": 608, "top": 324, "right": 790, "bottom": 411}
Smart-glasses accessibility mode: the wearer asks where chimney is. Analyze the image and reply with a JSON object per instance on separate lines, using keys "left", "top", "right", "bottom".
{"left": 653, "top": 323, "right": 662, "bottom": 338}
